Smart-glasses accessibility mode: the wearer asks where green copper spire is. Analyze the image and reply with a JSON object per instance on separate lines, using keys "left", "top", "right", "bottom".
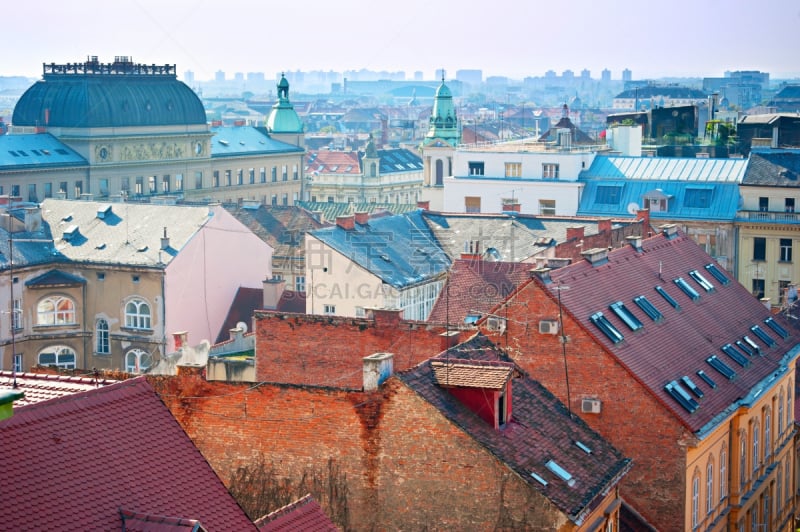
{"left": 425, "top": 74, "right": 460, "bottom": 146}
{"left": 267, "top": 73, "right": 303, "bottom": 134}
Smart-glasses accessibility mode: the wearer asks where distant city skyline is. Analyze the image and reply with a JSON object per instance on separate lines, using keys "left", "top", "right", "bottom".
{"left": 5, "top": 0, "right": 800, "bottom": 82}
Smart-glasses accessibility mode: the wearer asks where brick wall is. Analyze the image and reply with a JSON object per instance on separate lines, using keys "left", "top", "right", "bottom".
{"left": 483, "top": 279, "right": 687, "bottom": 531}
{"left": 149, "top": 374, "right": 572, "bottom": 530}
{"left": 253, "top": 311, "right": 456, "bottom": 388}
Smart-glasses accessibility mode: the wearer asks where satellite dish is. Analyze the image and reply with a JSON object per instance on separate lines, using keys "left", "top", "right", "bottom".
{"left": 236, "top": 321, "right": 248, "bottom": 333}
{"left": 627, "top": 202, "right": 641, "bottom": 215}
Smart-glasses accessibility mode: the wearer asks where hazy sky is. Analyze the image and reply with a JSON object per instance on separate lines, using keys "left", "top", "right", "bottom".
{"left": 6, "top": 0, "right": 800, "bottom": 82}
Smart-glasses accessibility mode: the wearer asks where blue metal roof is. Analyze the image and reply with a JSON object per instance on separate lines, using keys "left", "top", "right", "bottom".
{"left": 310, "top": 209, "right": 450, "bottom": 289}
{"left": 209, "top": 126, "right": 304, "bottom": 157}
{"left": 582, "top": 155, "right": 748, "bottom": 183}
{"left": 0, "top": 134, "right": 86, "bottom": 170}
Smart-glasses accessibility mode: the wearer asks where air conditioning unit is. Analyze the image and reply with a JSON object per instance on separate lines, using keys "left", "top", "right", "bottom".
{"left": 581, "top": 398, "right": 602, "bottom": 414}
{"left": 539, "top": 320, "right": 559, "bottom": 335}
{"left": 486, "top": 316, "right": 506, "bottom": 333}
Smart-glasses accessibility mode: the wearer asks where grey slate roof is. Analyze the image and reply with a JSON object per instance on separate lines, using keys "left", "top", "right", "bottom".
{"left": 398, "top": 334, "right": 631, "bottom": 523}
{"left": 210, "top": 126, "right": 304, "bottom": 157}
{"left": 742, "top": 149, "right": 800, "bottom": 187}
{"left": 0, "top": 133, "right": 86, "bottom": 170}
{"left": 361, "top": 148, "right": 424, "bottom": 174}
{"left": 25, "top": 269, "right": 86, "bottom": 287}
{"left": 40, "top": 199, "right": 214, "bottom": 267}
{"left": 309, "top": 209, "right": 450, "bottom": 289}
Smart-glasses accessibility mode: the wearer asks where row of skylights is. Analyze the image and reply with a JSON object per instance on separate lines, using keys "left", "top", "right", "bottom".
{"left": 665, "top": 316, "right": 790, "bottom": 413}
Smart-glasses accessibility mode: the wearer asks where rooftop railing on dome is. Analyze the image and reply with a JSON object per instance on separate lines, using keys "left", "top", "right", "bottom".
{"left": 43, "top": 57, "right": 176, "bottom": 77}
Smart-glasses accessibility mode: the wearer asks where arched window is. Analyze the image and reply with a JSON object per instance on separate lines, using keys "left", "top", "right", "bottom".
{"left": 706, "top": 460, "right": 714, "bottom": 514}
{"left": 125, "top": 349, "right": 153, "bottom": 374}
{"left": 125, "top": 299, "right": 151, "bottom": 329}
{"left": 38, "top": 345, "right": 76, "bottom": 369}
{"left": 720, "top": 446, "right": 727, "bottom": 501}
{"left": 96, "top": 318, "right": 110, "bottom": 354}
{"left": 37, "top": 296, "right": 76, "bottom": 325}
{"left": 369, "top": 162, "right": 377, "bottom": 178}
{"left": 692, "top": 473, "right": 700, "bottom": 528}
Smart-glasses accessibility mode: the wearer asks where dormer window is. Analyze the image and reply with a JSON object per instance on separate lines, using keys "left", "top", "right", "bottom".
{"left": 431, "top": 360, "right": 515, "bottom": 430}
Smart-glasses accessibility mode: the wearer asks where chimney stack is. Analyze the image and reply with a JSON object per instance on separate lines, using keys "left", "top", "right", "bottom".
{"left": 566, "top": 225, "right": 585, "bottom": 242}
{"left": 626, "top": 235, "right": 643, "bottom": 251}
{"left": 363, "top": 352, "right": 394, "bottom": 391}
{"left": 173, "top": 331, "right": 188, "bottom": 349}
{"left": 354, "top": 211, "right": 369, "bottom": 225}
{"left": 417, "top": 200, "right": 430, "bottom": 210}
{"left": 597, "top": 219, "right": 612, "bottom": 233}
{"left": 661, "top": 224, "right": 679, "bottom": 240}
{"left": 368, "top": 308, "right": 403, "bottom": 328}
{"left": 546, "top": 258, "right": 571, "bottom": 270}
{"left": 335, "top": 215, "right": 355, "bottom": 230}
{"left": 440, "top": 330, "right": 460, "bottom": 351}
{"left": 636, "top": 208, "right": 650, "bottom": 230}
{"left": 530, "top": 267, "right": 552, "bottom": 283}
{"left": 582, "top": 247, "right": 609, "bottom": 267}
{"left": 23, "top": 206, "right": 42, "bottom": 232}
{"left": 263, "top": 278, "right": 286, "bottom": 309}
{"left": 160, "top": 227, "right": 170, "bottom": 250}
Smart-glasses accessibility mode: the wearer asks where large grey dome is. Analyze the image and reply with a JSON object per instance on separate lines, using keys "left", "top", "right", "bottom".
{"left": 12, "top": 60, "right": 206, "bottom": 128}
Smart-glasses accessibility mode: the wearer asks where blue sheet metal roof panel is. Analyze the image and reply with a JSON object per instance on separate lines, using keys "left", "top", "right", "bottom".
{"left": 0, "top": 134, "right": 87, "bottom": 169}
{"left": 310, "top": 210, "right": 451, "bottom": 289}
{"left": 210, "top": 126, "right": 304, "bottom": 157}
{"left": 577, "top": 180, "right": 741, "bottom": 221}
{"left": 13, "top": 75, "right": 206, "bottom": 128}
{"left": 582, "top": 156, "right": 748, "bottom": 183}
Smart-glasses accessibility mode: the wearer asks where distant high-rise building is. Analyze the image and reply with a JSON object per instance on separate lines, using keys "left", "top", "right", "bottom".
{"left": 562, "top": 69, "right": 574, "bottom": 79}
{"left": 435, "top": 68, "right": 447, "bottom": 81}
{"left": 414, "top": 71, "right": 423, "bottom": 81}
{"left": 183, "top": 70, "right": 195, "bottom": 85}
{"left": 545, "top": 70, "right": 556, "bottom": 79}
{"left": 622, "top": 69, "right": 632, "bottom": 82}
{"left": 581, "top": 69, "right": 591, "bottom": 80}
{"left": 215, "top": 70, "right": 226, "bottom": 82}
{"left": 601, "top": 69, "right": 611, "bottom": 82}
{"left": 456, "top": 69, "right": 483, "bottom": 86}
{"left": 234, "top": 72, "right": 244, "bottom": 82}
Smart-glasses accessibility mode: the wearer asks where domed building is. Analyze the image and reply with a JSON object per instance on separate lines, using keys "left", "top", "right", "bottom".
{"left": 3, "top": 56, "right": 305, "bottom": 206}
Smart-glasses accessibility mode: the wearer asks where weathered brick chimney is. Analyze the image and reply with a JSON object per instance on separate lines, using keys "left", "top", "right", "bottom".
{"left": 335, "top": 215, "right": 355, "bottom": 230}
{"left": 354, "top": 211, "right": 369, "bottom": 225}
{"left": 440, "top": 330, "right": 461, "bottom": 351}
{"left": 417, "top": 200, "right": 430, "bottom": 210}
{"left": 368, "top": 308, "right": 403, "bottom": 328}
{"left": 597, "top": 219, "right": 612, "bottom": 233}
{"left": 566, "top": 225, "right": 585, "bottom": 242}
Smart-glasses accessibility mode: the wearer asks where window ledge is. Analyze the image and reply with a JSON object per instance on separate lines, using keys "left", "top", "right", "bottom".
{"left": 120, "top": 327, "right": 154, "bottom": 334}
{"left": 32, "top": 323, "right": 79, "bottom": 330}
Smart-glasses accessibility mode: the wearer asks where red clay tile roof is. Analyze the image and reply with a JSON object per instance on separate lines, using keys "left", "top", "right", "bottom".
{"left": 427, "top": 260, "right": 531, "bottom": 324}
{"left": 0, "top": 370, "right": 115, "bottom": 406}
{"left": 547, "top": 230, "right": 799, "bottom": 433}
{"left": 431, "top": 359, "right": 514, "bottom": 390}
{"left": 399, "top": 334, "right": 631, "bottom": 523}
{"left": 305, "top": 150, "right": 361, "bottom": 175}
{"left": 0, "top": 377, "right": 256, "bottom": 531}
{"left": 255, "top": 494, "right": 338, "bottom": 531}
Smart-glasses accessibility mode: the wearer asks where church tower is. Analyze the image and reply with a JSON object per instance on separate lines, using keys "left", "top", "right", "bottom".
{"left": 267, "top": 73, "right": 304, "bottom": 147}
{"left": 421, "top": 75, "right": 460, "bottom": 189}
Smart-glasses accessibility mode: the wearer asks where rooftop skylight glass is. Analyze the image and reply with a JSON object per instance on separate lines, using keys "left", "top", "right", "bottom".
{"left": 696, "top": 370, "right": 717, "bottom": 389}
{"left": 704, "top": 263, "right": 730, "bottom": 285}
{"left": 665, "top": 380, "right": 700, "bottom": 413}
{"left": 750, "top": 325, "right": 777, "bottom": 347}
{"left": 655, "top": 285, "right": 681, "bottom": 310}
{"left": 634, "top": 295, "right": 663, "bottom": 322}
{"left": 689, "top": 270, "right": 714, "bottom": 292}
{"left": 590, "top": 311, "right": 624, "bottom": 344}
{"left": 674, "top": 277, "right": 701, "bottom": 301}
{"left": 706, "top": 355, "right": 736, "bottom": 380}
{"left": 609, "top": 301, "right": 643, "bottom": 331}
{"left": 721, "top": 344, "right": 749, "bottom": 367}
{"left": 764, "top": 317, "right": 789, "bottom": 339}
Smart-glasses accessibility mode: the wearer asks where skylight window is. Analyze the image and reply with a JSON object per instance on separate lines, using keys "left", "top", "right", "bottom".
{"left": 750, "top": 325, "right": 777, "bottom": 347}
{"left": 689, "top": 270, "right": 714, "bottom": 292}
{"left": 707, "top": 355, "right": 736, "bottom": 380}
{"left": 545, "top": 460, "right": 575, "bottom": 487}
{"left": 681, "top": 375, "right": 704, "bottom": 398}
{"left": 530, "top": 471, "right": 548, "bottom": 487}
{"left": 655, "top": 285, "right": 681, "bottom": 310}
{"left": 743, "top": 335, "right": 761, "bottom": 355}
{"left": 610, "top": 301, "right": 643, "bottom": 331}
{"left": 634, "top": 295, "right": 663, "bottom": 322}
{"left": 721, "top": 344, "right": 749, "bottom": 367}
{"left": 674, "top": 277, "right": 700, "bottom": 301}
{"left": 575, "top": 441, "right": 592, "bottom": 454}
{"left": 736, "top": 340, "right": 755, "bottom": 356}
{"left": 590, "top": 311, "right": 624, "bottom": 344}
{"left": 704, "top": 263, "right": 730, "bottom": 285}
{"left": 665, "top": 380, "right": 700, "bottom": 413}
{"left": 764, "top": 317, "right": 789, "bottom": 339}
{"left": 696, "top": 370, "right": 717, "bottom": 389}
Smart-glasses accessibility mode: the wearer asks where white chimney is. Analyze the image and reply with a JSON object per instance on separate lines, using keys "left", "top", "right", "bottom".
{"left": 363, "top": 352, "right": 394, "bottom": 391}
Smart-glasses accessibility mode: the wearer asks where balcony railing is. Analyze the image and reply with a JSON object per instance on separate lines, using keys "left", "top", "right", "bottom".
{"left": 736, "top": 210, "right": 800, "bottom": 224}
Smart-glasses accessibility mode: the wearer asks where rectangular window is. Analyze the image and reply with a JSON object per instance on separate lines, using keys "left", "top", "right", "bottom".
{"left": 752, "top": 278, "right": 765, "bottom": 299}
{"left": 148, "top": 176, "right": 156, "bottom": 193}
{"left": 323, "top": 304, "right": 336, "bottom": 315}
{"left": 596, "top": 185, "right": 622, "bottom": 205}
{"left": 786, "top": 198, "right": 795, "bottom": 212}
{"left": 13, "top": 354, "right": 21, "bottom": 374}
{"left": 539, "top": 199, "right": 556, "bottom": 216}
{"left": 44, "top": 182, "right": 53, "bottom": 198}
{"left": 689, "top": 270, "right": 714, "bottom": 292}
{"left": 759, "top": 197, "right": 769, "bottom": 211}
{"left": 465, "top": 196, "right": 481, "bottom": 213}
{"left": 213, "top": 171, "right": 220, "bottom": 188}
{"left": 98, "top": 179, "right": 109, "bottom": 197}
{"left": 175, "top": 174, "right": 183, "bottom": 190}
{"left": 11, "top": 185, "right": 19, "bottom": 197}
{"left": 271, "top": 167, "right": 278, "bottom": 182}
{"left": 295, "top": 275, "right": 306, "bottom": 292}
{"left": 237, "top": 169, "right": 244, "bottom": 185}
{"left": 753, "top": 237, "right": 766, "bottom": 261}
{"left": 293, "top": 164, "right": 299, "bottom": 180}
{"left": 609, "top": 301, "right": 643, "bottom": 331}
{"left": 12, "top": 298, "right": 22, "bottom": 330}
{"left": 633, "top": 295, "right": 663, "bottom": 321}
{"left": 75, "top": 181, "right": 83, "bottom": 197}
{"left": 542, "top": 163, "right": 559, "bottom": 179}
{"left": 655, "top": 285, "right": 681, "bottom": 310}
{"left": 780, "top": 238, "right": 792, "bottom": 262}
{"left": 282, "top": 165, "right": 288, "bottom": 181}
{"left": 504, "top": 162, "right": 522, "bottom": 177}
{"left": 194, "top": 171, "right": 203, "bottom": 189}
{"left": 468, "top": 161, "right": 485, "bottom": 176}
{"left": 684, "top": 188, "right": 713, "bottom": 208}
{"left": 60, "top": 181, "right": 68, "bottom": 197}
{"left": 27, "top": 183, "right": 37, "bottom": 202}
{"left": 260, "top": 167, "right": 266, "bottom": 183}
{"left": 590, "top": 311, "right": 624, "bottom": 343}
{"left": 706, "top": 355, "right": 736, "bottom": 380}
{"left": 282, "top": 193, "right": 288, "bottom": 206}
{"left": 162, "top": 175, "right": 170, "bottom": 193}
{"left": 225, "top": 170, "right": 232, "bottom": 186}
{"left": 271, "top": 194, "right": 278, "bottom": 206}
{"left": 249, "top": 168, "right": 255, "bottom": 184}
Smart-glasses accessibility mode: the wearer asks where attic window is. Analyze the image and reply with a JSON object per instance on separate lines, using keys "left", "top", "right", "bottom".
{"left": 704, "top": 263, "right": 730, "bottom": 285}
{"left": 218, "top": 139, "right": 229, "bottom": 146}
{"left": 681, "top": 376, "right": 704, "bottom": 398}
{"left": 743, "top": 335, "right": 762, "bottom": 355}
{"left": 655, "top": 285, "right": 681, "bottom": 310}
{"left": 96, "top": 204, "right": 112, "bottom": 219}
{"left": 545, "top": 460, "right": 575, "bottom": 487}
{"left": 610, "top": 301, "right": 643, "bottom": 331}
{"left": 8, "top": 151, "right": 19, "bottom": 157}
{"left": 706, "top": 355, "right": 736, "bottom": 380}
{"left": 721, "top": 344, "right": 750, "bottom": 367}
{"left": 689, "top": 270, "right": 714, "bottom": 292}
{"left": 665, "top": 380, "right": 699, "bottom": 413}
{"left": 137, "top": 245, "right": 148, "bottom": 252}
{"left": 55, "top": 149, "right": 69, "bottom": 155}
{"left": 633, "top": 295, "right": 663, "bottom": 322}
{"left": 62, "top": 225, "right": 79, "bottom": 241}
{"left": 764, "top": 317, "right": 789, "bottom": 339}
{"left": 736, "top": 340, "right": 755, "bottom": 356}
{"left": 590, "top": 311, "right": 624, "bottom": 344}
{"left": 696, "top": 370, "right": 717, "bottom": 389}
{"left": 750, "top": 325, "right": 777, "bottom": 347}
{"left": 674, "top": 277, "right": 700, "bottom": 301}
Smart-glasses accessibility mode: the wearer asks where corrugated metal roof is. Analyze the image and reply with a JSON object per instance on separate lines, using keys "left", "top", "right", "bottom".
{"left": 0, "top": 133, "right": 86, "bottom": 169}
{"left": 582, "top": 155, "right": 748, "bottom": 183}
